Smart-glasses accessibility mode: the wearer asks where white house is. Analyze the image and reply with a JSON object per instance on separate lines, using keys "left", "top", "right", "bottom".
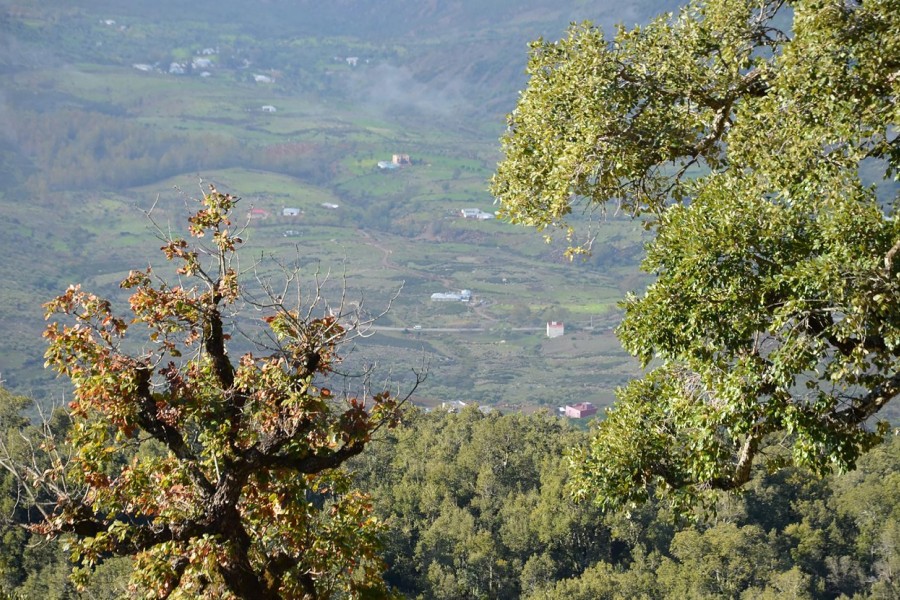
{"left": 261, "top": 105, "right": 277, "bottom": 113}
{"left": 460, "top": 208, "right": 495, "bottom": 220}
{"left": 431, "top": 290, "right": 472, "bottom": 302}
{"left": 282, "top": 207, "right": 301, "bottom": 216}
{"left": 253, "top": 74, "right": 274, "bottom": 83}
{"left": 547, "top": 321, "right": 564, "bottom": 338}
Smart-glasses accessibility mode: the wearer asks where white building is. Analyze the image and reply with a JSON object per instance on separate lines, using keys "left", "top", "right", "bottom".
{"left": 547, "top": 321, "right": 565, "bottom": 338}
{"left": 460, "top": 208, "right": 495, "bottom": 220}
{"left": 431, "top": 290, "right": 472, "bottom": 302}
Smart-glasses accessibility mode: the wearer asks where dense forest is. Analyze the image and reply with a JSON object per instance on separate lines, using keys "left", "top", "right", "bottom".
{"left": 359, "top": 408, "right": 900, "bottom": 599}
{"left": 3, "top": 394, "right": 900, "bottom": 599}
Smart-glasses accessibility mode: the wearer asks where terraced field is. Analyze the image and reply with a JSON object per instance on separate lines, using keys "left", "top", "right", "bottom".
{"left": 0, "top": 0, "right": 661, "bottom": 411}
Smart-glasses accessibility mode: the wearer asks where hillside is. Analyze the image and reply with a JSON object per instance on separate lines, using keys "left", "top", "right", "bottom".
{"left": 1, "top": 1, "right": 899, "bottom": 597}
{"left": 0, "top": 0, "right": 679, "bottom": 407}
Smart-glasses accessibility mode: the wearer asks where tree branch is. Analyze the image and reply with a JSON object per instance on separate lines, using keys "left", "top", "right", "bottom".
{"left": 263, "top": 441, "right": 366, "bottom": 474}
{"left": 885, "top": 239, "right": 900, "bottom": 276}
{"left": 203, "top": 303, "right": 235, "bottom": 391}
{"left": 834, "top": 371, "right": 900, "bottom": 426}
{"left": 133, "top": 365, "right": 214, "bottom": 497}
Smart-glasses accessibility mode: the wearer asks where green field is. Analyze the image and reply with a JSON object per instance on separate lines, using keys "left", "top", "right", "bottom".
{"left": 0, "top": 0, "right": 654, "bottom": 411}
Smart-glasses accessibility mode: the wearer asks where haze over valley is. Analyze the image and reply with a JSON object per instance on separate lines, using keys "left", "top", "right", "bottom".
{"left": 0, "top": 0, "right": 678, "bottom": 409}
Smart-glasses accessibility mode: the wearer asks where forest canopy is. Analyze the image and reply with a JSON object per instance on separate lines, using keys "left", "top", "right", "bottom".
{"left": 492, "top": 0, "right": 900, "bottom": 510}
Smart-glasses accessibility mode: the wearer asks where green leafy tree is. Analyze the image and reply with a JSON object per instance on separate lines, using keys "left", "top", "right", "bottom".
{"left": 656, "top": 523, "right": 781, "bottom": 598}
{"left": 492, "top": 0, "right": 900, "bottom": 510}
{"left": 26, "top": 186, "right": 419, "bottom": 599}
{"left": 829, "top": 436, "right": 900, "bottom": 597}
{"left": 350, "top": 408, "right": 614, "bottom": 599}
{"left": 0, "top": 390, "right": 132, "bottom": 598}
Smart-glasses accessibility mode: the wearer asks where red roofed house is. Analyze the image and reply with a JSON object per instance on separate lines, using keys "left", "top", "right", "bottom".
{"left": 249, "top": 208, "right": 270, "bottom": 220}
{"left": 565, "top": 402, "right": 597, "bottom": 419}
{"left": 546, "top": 321, "right": 564, "bottom": 338}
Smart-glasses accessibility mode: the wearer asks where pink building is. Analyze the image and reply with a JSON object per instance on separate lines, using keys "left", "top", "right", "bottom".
{"left": 565, "top": 402, "right": 597, "bottom": 419}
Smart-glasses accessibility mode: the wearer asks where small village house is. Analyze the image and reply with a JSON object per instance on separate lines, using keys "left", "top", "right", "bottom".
{"left": 460, "top": 208, "right": 495, "bottom": 220}
{"left": 431, "top": 289, "right": 472, "bottom": 302}
{"left": 546, "top": 321, "right": 564, "bottom": 338}
{"left": 565, "top": 402, "right": 597, "bottom": 419}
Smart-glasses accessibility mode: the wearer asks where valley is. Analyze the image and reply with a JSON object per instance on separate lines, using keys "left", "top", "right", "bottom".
{"left": 0, "top": 0, "right": 669, "bottom": 410}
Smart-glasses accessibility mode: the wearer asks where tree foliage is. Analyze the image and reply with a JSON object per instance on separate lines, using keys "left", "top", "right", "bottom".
{"left": 23, "top": 186, "right": 415, "bottom": 599}
{"left": 492, "top": 0, "right": 900, "bottom": 510}
{"left": 349, "top": 408, "right": 900, "bottom": 599}
{"left": 349, "top": 407, "right": 615, "bottom": 599}
{"left": 6, "top": 401, "right": 900, "bottom": 598}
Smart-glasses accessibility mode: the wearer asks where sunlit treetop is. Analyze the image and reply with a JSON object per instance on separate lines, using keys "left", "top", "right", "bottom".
{"left": 492, "top": 0, "right": 900, "bottom": 514}
{"left": 36, "top": 185, "right": 417, "bottom": 599}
